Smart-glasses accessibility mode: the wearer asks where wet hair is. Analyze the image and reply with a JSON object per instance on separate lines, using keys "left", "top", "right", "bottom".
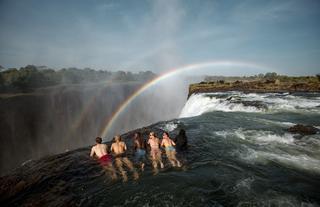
{"left": 134, "top": 132, "right": 141, "bottom": 139}
{"left": 95, "top": 137, "right": 102, "bottom": 144}
{"left": 135, "top": 132, "right": 145, "bottom": 148}
{"left": 179, "top": 129, "right": 186, "bottom": 136}
{"left": 114, "top": 135, "right": 121, "bottom": 141}
{"left": 163, "top": 131, "right": 169, "bottom": 137}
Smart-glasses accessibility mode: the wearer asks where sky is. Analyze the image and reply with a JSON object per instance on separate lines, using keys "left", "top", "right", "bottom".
{"left": 0, "top": 0, "right": 319, "bottom": 75}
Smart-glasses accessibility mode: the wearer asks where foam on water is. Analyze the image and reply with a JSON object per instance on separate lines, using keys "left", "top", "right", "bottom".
{"left": 254, "top": 118, "right": 296, "bottom": 127}
{"left": 21, "top": 159, "right": 33, "bottom": 166}
{"left": 156, "top": 120, "right": 180, "bottom": 132}
{"left": 215, "top": 128, "right": 295, "bottom": 145}
{"left": 179, "top": 93, "right": 262, "bottom": 118}
{"left": 180, "top": 92, "right": 320, "bottom": 118}
{"left": 160, "top": 121, "right": 179, "bottom": 132}
{"left": 234, "top": 177, "right": 255, "bottom": 191}
{"left": 240, "top": 148, "right": 320, "bottom": 174}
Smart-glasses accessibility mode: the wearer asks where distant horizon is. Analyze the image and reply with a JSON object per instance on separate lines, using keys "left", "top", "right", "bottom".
{"left": 0, "top": 59, "right": 319, "bottom": 77}
{"left": 1, "top": 63, "right": 319, "bottom": 77}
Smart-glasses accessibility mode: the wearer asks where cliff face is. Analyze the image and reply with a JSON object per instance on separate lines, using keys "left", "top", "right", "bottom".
{"left": 188, "top": 77, "right": 320, "bottom": 98}
{"left": 0, "top": 82, "right": 143, "bottom": 175}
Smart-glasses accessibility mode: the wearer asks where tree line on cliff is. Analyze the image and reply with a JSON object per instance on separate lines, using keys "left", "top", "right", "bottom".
{"left": 204, "top": 72, "right": 320, "bottom": 83}
{"left": 0, "top": 65, "right": 156, "bottom": 93}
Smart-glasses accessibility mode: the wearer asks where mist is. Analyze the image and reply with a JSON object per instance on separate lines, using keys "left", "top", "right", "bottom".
{"left": 104, "top": 75, "right": 203, "bottom": 138}
{"left": 0, "top": 82, "right": 143, "bottom": 174}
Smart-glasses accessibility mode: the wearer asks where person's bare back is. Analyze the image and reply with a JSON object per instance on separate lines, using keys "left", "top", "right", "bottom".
{"left": 90, "top": 143, "right": 108, "bottom": 158}
{"left": 110, "top": 135, "right": 139, "bottom": 181}
{"left": 111, "top": 136, "right": 127, "bottom": 155}
{"left": 90, "top": 137, "right": 117, "bottom": 180}
{"left": 111, "top": 141, "right": 126, "bottom": 155}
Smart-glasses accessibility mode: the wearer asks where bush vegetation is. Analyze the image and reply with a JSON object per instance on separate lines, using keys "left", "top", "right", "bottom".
{"left": 0, "top": 65, "right": 156, "bottom": 93}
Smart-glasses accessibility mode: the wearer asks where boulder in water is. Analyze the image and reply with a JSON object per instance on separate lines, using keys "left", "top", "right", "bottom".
{"left": 287, "top": 124, "right": 318, "bottom": 135}
{"left": 230, "top": 100, "right": 268, "bottom": 110}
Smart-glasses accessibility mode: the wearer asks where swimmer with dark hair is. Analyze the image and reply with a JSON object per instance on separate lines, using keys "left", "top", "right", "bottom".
{"left": 133, "top": 132, "right": 147, "bottom": 171}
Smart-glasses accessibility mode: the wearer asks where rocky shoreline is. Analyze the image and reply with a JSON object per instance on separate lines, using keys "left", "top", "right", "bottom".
{"left": 188, "top": 77, "right": 320, "bottom": 98}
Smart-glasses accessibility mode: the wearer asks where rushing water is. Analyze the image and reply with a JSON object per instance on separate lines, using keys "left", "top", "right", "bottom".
{"left": 1, "top": 92, "right": 320, "bottom": 206}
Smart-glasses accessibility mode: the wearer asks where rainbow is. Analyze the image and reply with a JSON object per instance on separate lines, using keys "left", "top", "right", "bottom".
{"left": 65, "top": 81, "right": 113, "bottom": 139}
{"left": 98, "top": 60, "right": 277, "bottom": 138}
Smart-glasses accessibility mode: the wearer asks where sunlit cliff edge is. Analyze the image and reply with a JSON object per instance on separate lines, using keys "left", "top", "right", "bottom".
{"left": 188, "top": 74, "right": 320, "bottom": 98}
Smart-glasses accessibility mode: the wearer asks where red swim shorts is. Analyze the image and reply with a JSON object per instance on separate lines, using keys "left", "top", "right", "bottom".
{"left": 98, "top": 154, "right": 112, "bottom": 165}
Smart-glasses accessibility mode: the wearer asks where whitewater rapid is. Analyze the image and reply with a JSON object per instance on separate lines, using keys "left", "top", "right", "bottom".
{"left": 180, "top": 92, "right": 320, "bottom": 118}
{"left": 178, "top": 92, "right": 320, "bottom": 176}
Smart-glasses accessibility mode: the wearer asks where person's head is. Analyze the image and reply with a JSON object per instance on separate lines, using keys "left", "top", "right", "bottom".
{"left": 134, "top": 132, "right": 141, "bottom": 139}
{"left": 114, "top": 135, "right": 121, "bottom": 142}
{"left": 179, "top": 129, "right": 186, "bottom": 136}
{"left": 95, "top": 137, "right": 102, "bottom": 144}
{"left": 162, "top": 131, "right": 169, "bottom": 139}
{"left": 149, "top": 131, "right": 155, "bottom": 138}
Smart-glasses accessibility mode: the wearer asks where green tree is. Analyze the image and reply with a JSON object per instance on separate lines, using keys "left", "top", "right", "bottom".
{"left": 112, "top": 71, "right": 127, "bottom": 81}
{"left": 0, "top": 72, "right": 4, "bottom": 89}
{"left": 264, "top": 72, "right": 278, "bottom": 80}
{"left": 59, "top": 68, "right": 84, "bottom": 84}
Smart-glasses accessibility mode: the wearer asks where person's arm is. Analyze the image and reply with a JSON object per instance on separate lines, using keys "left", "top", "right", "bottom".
{"left": 173, "top": 135, "right": 177, "bottom": 143}
{"left": 143, "top": 139, "right": 147, "bottom": 149}
{"left": 133, "top": 140, "right": 137, "bottom": 150}
{"left": 170, "top": 139, "right": 176, "bottom": 146}
{"left": 110, "top": 144, "right": 114, "bottom": 153}
{"left": 146, "top": 139, "right": 150, "bottom": 151}
{"left": 160, "top": 139, "right": 164, "bottom": 147}
{"left": 123, "top": 142, "right": 127, "bottom": 151}
{"left": 90, "top": 147, "right": 95, "bottom": 157}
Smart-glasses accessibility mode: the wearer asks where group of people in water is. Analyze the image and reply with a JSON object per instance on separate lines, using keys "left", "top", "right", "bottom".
{"left": 90, "top": 129, "right": 188, "bottom": 182}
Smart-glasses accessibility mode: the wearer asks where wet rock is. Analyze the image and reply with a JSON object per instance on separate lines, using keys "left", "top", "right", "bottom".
{"left": 287, "top": 124, "right": 318, "bottom": 135}
{"left": 188, "top": 77, "right": 320, "bottom": 98}
{"left": 265, "top": 79, "right": 276, "bottom": 84}
{"left": 14, "top": 180, "right": 28, "bottom": 192}
{"left": 230, "top": 100, "right": 268, "bottom": 110}
{"left": 226, "top": 96, "right": 232, "bottom": 101}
